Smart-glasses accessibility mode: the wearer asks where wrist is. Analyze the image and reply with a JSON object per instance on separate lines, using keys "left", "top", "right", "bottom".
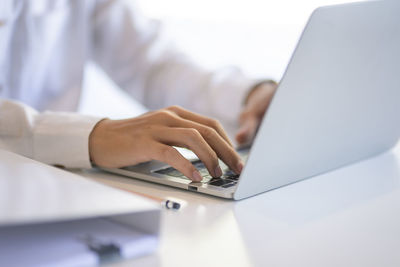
{"left": 88, "top": 118, "right": 109, "bottom": 166}
{"left": 244, "top": 80, "right": 278, "bottom": 106}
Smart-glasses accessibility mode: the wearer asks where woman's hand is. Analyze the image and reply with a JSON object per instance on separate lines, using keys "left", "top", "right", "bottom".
{"left": 236, "top": 81, "right": 278, "bottom": 145}
{"left": 89, "top": 106, "right": 243, "bottom": 182}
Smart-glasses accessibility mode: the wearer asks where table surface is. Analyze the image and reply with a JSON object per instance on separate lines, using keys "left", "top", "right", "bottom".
{"left": 75, "top": 143, "right": 400, "bottom": 267}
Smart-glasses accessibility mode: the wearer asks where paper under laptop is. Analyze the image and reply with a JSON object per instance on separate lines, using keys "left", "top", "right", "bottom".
{"left": 0, "top": 149, "right": 161, "bottom": 266}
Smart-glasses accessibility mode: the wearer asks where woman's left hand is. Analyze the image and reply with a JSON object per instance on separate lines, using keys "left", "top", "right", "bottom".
{"left": 235, "top": 81, "right": 278, "bottom": 145}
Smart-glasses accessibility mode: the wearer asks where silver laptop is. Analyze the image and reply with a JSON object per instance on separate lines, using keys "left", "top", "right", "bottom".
{"left": 102, "top": 1, "right": 400, "bottom": 200}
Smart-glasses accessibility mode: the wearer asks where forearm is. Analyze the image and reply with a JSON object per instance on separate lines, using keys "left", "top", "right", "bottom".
{"left": 142, "top": 61, "right": 257, "bottom": 126}
{"left": 90, "top": 0, "right": 258, "bottom": 126}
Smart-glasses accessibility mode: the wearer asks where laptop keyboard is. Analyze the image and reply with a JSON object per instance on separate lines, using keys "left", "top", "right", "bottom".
{"left": 154, "top": 147, "right": 249, "bottom": 189}
{"left": 155, "top": 160, "right": 239, "bottom": 188}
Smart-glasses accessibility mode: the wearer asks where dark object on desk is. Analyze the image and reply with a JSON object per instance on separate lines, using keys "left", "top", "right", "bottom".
{"left": 164, "top": 200, "right": 181, "bottom": 210}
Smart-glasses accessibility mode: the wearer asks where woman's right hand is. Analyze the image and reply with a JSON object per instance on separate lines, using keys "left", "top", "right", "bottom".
{"left": 89, "top": 105, "right": 244, "bottom": 182}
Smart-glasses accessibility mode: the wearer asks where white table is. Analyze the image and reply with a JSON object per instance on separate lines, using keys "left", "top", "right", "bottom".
{"left": 74, "top": 143, "right": 400, "bottom": 267}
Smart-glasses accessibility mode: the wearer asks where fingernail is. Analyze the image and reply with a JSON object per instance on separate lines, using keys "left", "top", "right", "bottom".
{"left": 215, "top": 166, "right": 223, "bottom": 177}
{"left": 192, "top": 171, "right": 202, "bottom": 182}
{"left": 237, "top": 161, "right": 244, "bottom": 174}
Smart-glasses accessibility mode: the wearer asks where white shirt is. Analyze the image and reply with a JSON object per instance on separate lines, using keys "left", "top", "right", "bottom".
{"left": 0, "top": 0, "right": 255, "bottom": 168}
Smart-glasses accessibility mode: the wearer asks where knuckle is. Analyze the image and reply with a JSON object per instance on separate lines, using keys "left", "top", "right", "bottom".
{"left": 185, "top": 128, "right": 201, "bottom": 141}
{"left": 166, "top": 105, "right": 182, "bottom": 112}
{"left": 202, "top": 126, "right": 217, "bottom": 140}
{"left": 209, "top": 118, "right": 221, "bottom": 128}
{"left": 186, "top": 128, "right": 201, "bottom": 139}
{"left": 157, "top": 110, "right": 175, "bottom": 120}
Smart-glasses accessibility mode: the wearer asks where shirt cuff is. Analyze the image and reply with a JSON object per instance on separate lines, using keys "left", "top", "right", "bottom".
{"left": 33, "top": 112, "right": 103, "bottom": 169}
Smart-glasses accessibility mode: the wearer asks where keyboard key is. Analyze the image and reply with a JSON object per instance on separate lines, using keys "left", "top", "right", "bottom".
{"left": 222, "top": 182, "right": 237, "bottom": 188}
{"left": 155, "top": 155, "right": 246, "bottom": 183}
{"left": 192, "top": 160, "right": 205, "bottom": 169}
{"left": 221, "top": 169, "right": 240, "bottom": 180}
{"left": 224, "top": 170, "right": 236, "bottom": 176}
{"left": 199, "top": 168, "right": 210, "bottom": 176}
{"left": 201, "top": 176, "right": 214, "bottom": 183}
{"left": 155, "top": 167, "right": 183, "bottom": 177}
{"left": 224, "top": 174, "right": 239, "bottom": 180}
{"left": 209, "top": 179, "right": 234, "bottom": 187}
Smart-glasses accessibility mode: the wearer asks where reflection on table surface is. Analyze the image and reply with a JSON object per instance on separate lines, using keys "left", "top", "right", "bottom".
{"left": 76, "top": 145, "right": 400, "bottom": 267}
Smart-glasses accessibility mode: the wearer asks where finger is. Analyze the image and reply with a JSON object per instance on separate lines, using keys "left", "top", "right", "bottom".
{"left": 152, "top": 144, "right": 203, "bottom": 182}
{"left": 166, "top": 105, "right": 234, "bottom": 147}
{"left": 170, "top": 118, "right": 243, "bottom": 174}
{"left": 236, "top": 114, "right": 259, "bottom": 145}
{"left": 236, "top": 108, "right": 259, "bottom": 142}
{"left": 153, "top": 127, "right": 222, "bottom": 178}
{"left": 236, "top": 123, "right": 251, "bottom": 144}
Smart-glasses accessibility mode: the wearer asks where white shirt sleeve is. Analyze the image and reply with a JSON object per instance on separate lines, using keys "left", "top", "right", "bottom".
{"left": 90, "top": 0, "right": 256, "bottom": 127}
{"left": 0, "top": 99, "right": 102, "bottom": 169}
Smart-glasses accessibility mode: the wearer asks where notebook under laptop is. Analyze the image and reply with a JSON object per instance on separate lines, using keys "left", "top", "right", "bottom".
{"left": 102, "top": 1, "right": 400, "bottom": 200}
{"left": 0, "top": 149, "right": 161, "bottom": 266}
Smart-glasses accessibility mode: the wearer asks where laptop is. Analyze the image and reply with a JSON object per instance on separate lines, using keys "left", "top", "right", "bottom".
{"left": 102, "top": 1, "right": 400, "bottom": 200}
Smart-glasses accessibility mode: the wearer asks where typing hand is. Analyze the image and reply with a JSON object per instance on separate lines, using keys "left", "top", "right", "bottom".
{"left": 89, "top": 106, "right": 243, "bottom": 182}
{"left": 236, "top": 81, "right": 278, "bottom": 145}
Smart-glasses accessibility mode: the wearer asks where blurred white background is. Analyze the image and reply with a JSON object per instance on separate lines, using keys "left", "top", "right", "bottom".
{"left": 79, "top": 0, "right": 362, "bottom": 119}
